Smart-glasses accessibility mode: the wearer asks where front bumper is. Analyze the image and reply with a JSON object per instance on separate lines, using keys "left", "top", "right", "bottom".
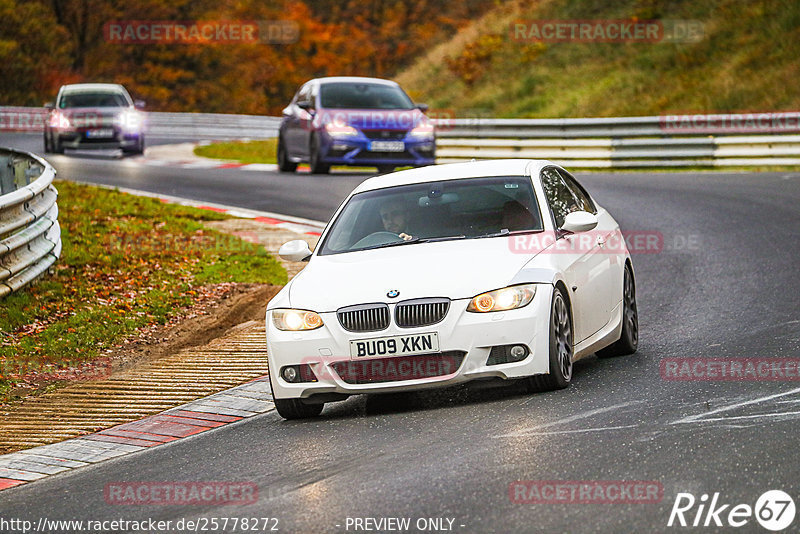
{"left": 266, "top": 285, "right": 554, "bottom": 400}
{"left": 53, "top": 127, "right": 142, "bottom": 150}
{"left": 319, "top": 133, "right": 435, "bottom": 167}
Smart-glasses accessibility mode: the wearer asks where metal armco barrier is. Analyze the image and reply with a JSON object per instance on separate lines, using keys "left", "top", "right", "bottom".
{"left": 0, "top": 148, "right": 61, "bottom": 299}
{"left": 432, "top": 114, "right": 800, "bottom": 168}
{"left": 0, "top": 107, "right": 280, "bottom": 141}
{"left": 144, "top": 112, "right": 281, "bottom": 140}
{"left": 2, "top": 107, "right": 799, "bottom": 167}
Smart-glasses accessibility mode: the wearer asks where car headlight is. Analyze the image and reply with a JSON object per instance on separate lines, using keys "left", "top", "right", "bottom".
{"left": 115, "top": 110, "right": 143, "bottom": 132}
{"left": 407, "top": 121, "right": 434, "bottom": 140}
{"left": 325, "top": 122, "right": 359, "bottom": 138}
{"left": 49, "top": 111, "right": 71, "bottom": 129}
{"left": 467, "top": 284, "right": 536, "bottom": 313}
{"left": 272, "top": 309, "right": 324, "bottom": 331}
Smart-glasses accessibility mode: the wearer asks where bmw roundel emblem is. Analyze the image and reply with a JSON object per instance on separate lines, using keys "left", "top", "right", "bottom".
{"left": 387, "top": 290, "right": 400, "bottom": 298}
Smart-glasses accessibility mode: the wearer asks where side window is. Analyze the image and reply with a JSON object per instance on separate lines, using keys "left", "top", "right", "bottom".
{"left": 557, "top": 169, "right": 596, "bottom": 214}
{"left": 540, "top": 168, "right": 578, "bottom": 228}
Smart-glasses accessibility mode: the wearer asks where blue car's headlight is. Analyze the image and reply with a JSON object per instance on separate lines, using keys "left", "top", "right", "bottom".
{"left": 325, "top": 123, "right": 359, "bottom": 138}
{"left": 407, "top": 122, "right": 434, "bottom": 141}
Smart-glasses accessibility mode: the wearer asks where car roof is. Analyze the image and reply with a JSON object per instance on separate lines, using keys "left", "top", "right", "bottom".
{"left": 312, "top": 77, "right": 400, "bottom": 87}
{"left": 352, "top": 159, "right": 554, "bottom": 194}
{"left": 60, "top": 83, "right": 128, "bottom": 94}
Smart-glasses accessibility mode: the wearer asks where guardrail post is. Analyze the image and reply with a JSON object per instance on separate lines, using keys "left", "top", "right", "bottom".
{"left": 0, "top": 154, "right": 15, "bottom": 195}
{"left": 24, "top": 162, "right": 41, "bottom": 186}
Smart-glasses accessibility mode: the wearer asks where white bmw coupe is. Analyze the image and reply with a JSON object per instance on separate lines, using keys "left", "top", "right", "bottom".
{"left": 266, "top": 159, "right": 638, "bottom": 419}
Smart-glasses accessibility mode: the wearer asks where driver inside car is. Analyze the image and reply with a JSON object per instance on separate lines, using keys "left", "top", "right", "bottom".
{"left": 379, "top": 199, "right": 414, "bottom": 241}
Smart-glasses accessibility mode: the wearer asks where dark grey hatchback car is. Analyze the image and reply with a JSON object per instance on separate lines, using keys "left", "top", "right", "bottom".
{"left": 44, "top": 83, "right": 145, "bottom": 155}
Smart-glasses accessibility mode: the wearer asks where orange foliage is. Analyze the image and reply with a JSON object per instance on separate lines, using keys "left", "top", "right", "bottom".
{"left": 4, "top": 0, "right": 493, "bottom": 114}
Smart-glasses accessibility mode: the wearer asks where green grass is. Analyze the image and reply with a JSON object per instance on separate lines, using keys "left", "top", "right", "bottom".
{"left": 194, "top": 139, "right": 278, "bottom": 164}
{"left": 0, "top": 180, "right": 286, "bottom": 401}
{"left": 396, "top": 0, "right": 800, "bottom": 118}
{"left": 193, "top": 139, "right": 392, "bottom": 172}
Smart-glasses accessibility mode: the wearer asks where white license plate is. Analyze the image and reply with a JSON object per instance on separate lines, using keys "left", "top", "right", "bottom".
{"left": 368, "top": 140, "right": 405, "bottom": 152}
{"left": 86, "top": 129, "right": 114, "bottom": 138}
{"left": 350, "top": 332, "right": 439, "bottom": 359}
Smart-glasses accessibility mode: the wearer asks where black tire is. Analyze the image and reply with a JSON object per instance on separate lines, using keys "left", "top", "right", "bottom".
{"left": 274, "top": 398, "right": 324, "bottom": 420}
{"left": 43, "top": 132, "right": 52, "bottom": 153}
{"left": 51, "top": 135, "right": 64, "bottom": 154}
{"left": 123, "top": 136, "right": 145, "bottom": 156}
{"left": 277, "top": 136, "right": 297, "bottom": 172}
{"left": 308, "top": 135, "right": 330, "bottom": 174}
{"left": 526, "top": 286, "right": 573, "bottom": 392}
{"left": 597, "top": 264, "right": 638, "bottom": 358}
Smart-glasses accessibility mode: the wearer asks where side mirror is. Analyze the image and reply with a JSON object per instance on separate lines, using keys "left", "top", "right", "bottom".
{"left": 560, "top": 211, "right": 598, "bottom": 233}
{"left": 416, "top": 103, "right": 429, "bottom": 112}
{"left": 134, "top": 99, "right": 146, "bottom": 109}
{"left": 278, "top": 240, "right": 312, "bottom": 262}
{"left": 44, "top": 102, "right": 55, "bottom": 110}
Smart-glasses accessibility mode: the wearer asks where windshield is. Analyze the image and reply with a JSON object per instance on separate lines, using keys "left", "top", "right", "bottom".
{"left": 319, "top": 176, "right": 543, "bottom": 255}
{"left": 59, "top": 92, "right": 129, "bottom": 109}
{"left": 319, "top": 82, "right": 414, "bottom": 110}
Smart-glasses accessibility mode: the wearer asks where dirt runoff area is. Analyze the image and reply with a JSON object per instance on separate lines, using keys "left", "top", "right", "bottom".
{"left": 111, "top": 218, "right": 320, "bottom": 370}
{"left": 0, "top": 220, "right": 319, "bottom": 452}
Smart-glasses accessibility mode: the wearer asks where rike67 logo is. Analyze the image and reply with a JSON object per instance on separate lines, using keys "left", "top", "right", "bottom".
{"left": 668, "top": 490, "right": 795, "bottom": 531}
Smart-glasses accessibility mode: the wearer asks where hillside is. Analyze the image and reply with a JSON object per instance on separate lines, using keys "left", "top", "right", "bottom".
{"left": 396, "top": 0, "right": 800, "bottom": 118}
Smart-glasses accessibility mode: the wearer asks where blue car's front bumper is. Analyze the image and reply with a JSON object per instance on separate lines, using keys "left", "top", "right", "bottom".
{"left": 319, "top": 133, "right": 435, "bottom": 167}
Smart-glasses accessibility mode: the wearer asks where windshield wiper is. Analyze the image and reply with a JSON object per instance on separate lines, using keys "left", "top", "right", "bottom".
{"left": 473, "top": 229, "right": 544, "bottom": 239}
{"left": 416, "top": 235, "right": 466, "bottom": 243}
{"left": 356, "top": 237, "right": 423, "bottom": 251}
{"left": 355, "top": 235, "right": 466, "bottom": 251}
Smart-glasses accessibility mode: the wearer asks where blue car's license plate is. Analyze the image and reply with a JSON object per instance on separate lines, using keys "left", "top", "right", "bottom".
{"left": 368, "top": 140, "right": 405, "bottom": 152}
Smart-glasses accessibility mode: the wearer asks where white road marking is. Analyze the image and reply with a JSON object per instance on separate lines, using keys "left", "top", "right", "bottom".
{"left": 675, "top": 410, "right": 800, "bottom": 424}
{"left": 241, "top": 163, "right": 278, "bottom": 171}
{"left": 510, "top": 424, "right": 638, "bottom": 436}
{"left": 670, "top": 386, "right": 800, "bottom": 425}
{"left": 494, "top": 400, "right": 643, "bottom": 438}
